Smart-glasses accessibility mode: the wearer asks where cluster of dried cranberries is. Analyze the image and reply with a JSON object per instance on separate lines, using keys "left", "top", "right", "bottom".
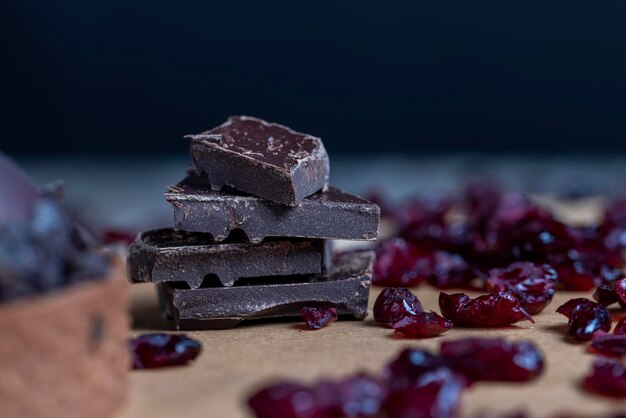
{"left": 371, "top": 181, "right": 626, "bottom": 297}
{"left": 248, "top": 337, "right": 544, "bottom": 418}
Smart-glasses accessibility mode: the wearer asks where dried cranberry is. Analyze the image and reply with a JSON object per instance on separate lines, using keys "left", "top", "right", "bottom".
{"left": 312, "top": 373, "right": 387, "bottom": 417}
{"left": 383, "top": 367, "right": 465, "bottom": 418}
{"left": 102, "top": 228, "right": 137, "bottom": 245}
{"left": 248, "top": 383, "right": 320, "bottom": 418}
{"left": 427, "top": 251, "right": 475, "bottom": 289}
{"left": 391, "top": 311, "right": 452, "bottom": 338}
{"left": 599, "top": 198, "right": 626, "bottom": 249}
{"left": 373, "top": 238, "right": 433, "bottom": 287}
{"left": 556, "top": 298, "right": 612, "bottom": 342}
{"left": 615, "top": 317, "right": 626, "bottom": 336}
{"left": 130, "top": 333, "right": 202, "bottom": 369}
{"left": 373, "top": 288, "right": 423, "bottom": 326}
{"left": 464, "top": 178, "right": 501, "bottom": 219}
{"left": 440, "top": 338, "right": 544, "bottom": 383}
{"left": 486, "top": 262, "right": 557, "bottom": 314}
{"left": 439, "top": 292, "right": 534, "bottom": 327}
{"left": 616, "top": 278, "right": 626, "bottom": 304}
{"left": 550, "top": 228, "right": 624, "bottom": 291}
{"left": 384, "top": 348, "right": 444, "bottom": 390}
{"left": 590, "top": 331, "right": 626, "bottom": 357}
{"left": 582, "top": 358, "right": 626, "bottom": 398}
{"left": 393, "top": 194, "right": 454, "bottom": 248}
{"left": 301, "top": 307, "right": 338, "bottom": 330}
{"left": 467, "top": 192, "right": 570, "bottom": 264}
{"left": 593, "top": 284, "right": 623, "bottom": 307}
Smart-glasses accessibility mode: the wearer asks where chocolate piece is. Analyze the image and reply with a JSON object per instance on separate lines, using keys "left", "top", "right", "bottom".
{"left": 166, "top": 177, "right": 380, "bottom": 242}
{"left": 187, "top": 116, "right": 330, "bottom": 206}
{"left": 128, "top": 228, "right": 331, "bottom": 288}
{"left": 0, "top": 255, "right": 128, "bottom": 418}
{"left": 159, "top": 251, "right": 374, "bottom": 330}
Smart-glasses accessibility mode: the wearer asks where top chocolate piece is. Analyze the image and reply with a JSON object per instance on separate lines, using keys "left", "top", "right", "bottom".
{"left": 187, "top": 116, "right": 330, "bottom": 206}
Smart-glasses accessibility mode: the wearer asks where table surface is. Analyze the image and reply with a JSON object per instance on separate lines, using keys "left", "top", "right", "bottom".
{"left": 120, "top": 284, "right": 624, "bottom": 418}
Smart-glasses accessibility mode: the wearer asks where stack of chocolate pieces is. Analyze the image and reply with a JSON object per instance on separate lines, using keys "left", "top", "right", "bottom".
{"left": 128, "top": 116, "right": 380, "bottom": 329}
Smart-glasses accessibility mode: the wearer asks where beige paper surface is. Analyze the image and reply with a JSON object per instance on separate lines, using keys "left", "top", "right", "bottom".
{"left": 120, "top": 283, "right": 625, "bottom": 418}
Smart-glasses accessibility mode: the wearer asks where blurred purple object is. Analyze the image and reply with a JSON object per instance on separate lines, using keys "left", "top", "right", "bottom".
{"left": 0, "top": 152, "right": 38, "bottom": 225}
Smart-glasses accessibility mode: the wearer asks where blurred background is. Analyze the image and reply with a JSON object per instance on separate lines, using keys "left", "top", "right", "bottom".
{"left": 2, "top": 1, "right": 626, "bottom": 227}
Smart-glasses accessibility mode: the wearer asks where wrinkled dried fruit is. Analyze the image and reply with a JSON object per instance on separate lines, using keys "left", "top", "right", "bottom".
{"left": 593, "top": 284, "right": 623, "bottom": 307}
{"left": 427, "top": 251, "right": 475, "bottom": 289}
{"left": 615, "top": 317, "right": 626, "bottom": 336}
{"left": 590, "top": 331, "right": 626, "bottom": 357}
{"left": 550, "top": 228, "right": 624, "bottom": 291}
{"left": 582, "top": 358, "right": 626, "bottom": 398}
{"left": 373, "top": 238, "right": 433, "bottom": 287}
{"left": 616, "top": 278, "right": 626, "bottom": 304}
{"left": 301, "top": 307, "right": 338, "bottom": 330}
{"left": 486, "top": 262, "right": 557, "bottom": 314}
{"left": 130, "top": 333, "right": 202, "bottom": 369}
{"left": 312, "top": 374, "right": 387, "bottom": 418}
{"left": 440, "top": 338, "right": 544, "bottom": 383}
{"left": 373, "top": 288, "right": 423, "bottom": 326}
{"left": 394, "top": 194, "right": 456, "bottom": 249}
{"left": 439, "top": 292, "right": 534, "bottom": 327}
{"left": 102, "top": 228, "right": 137, "bottom": 245}
{"left": 391, "top": 311, "right": 452, "bottom": 338}
{"left": 556, "top": 298, "right": 612, "bottom": 342}
{"left": 248, "top": 383, "right": 319, "bottom": 418}
{"left": 384, "top": 348, "right": 444, "bottom": 390}
{"left": 383, "top": 368, "right": 465, "bottom": 418}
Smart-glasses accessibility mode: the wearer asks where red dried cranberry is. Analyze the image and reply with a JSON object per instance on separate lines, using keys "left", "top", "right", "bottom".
{"left": 464, "top": 178, "right": 501, "bottom": 219}
{"left": 616, "top": 278, "right": 626, "bottom": 304}
{"left": 550, "top": 228, "right": 624, "bottom": 291}
{"left": 102, "top": 228, "right": 137, "bottom": 246}
{"left": 556, "top": 298, "right": 612, "bottom": 342}
{"left": 248, "top": 383, "right": 320, "bottom": 418}
{"left": 312, "top": 373, "right": 387, "bottom": 417}
{"left": 373, "top": 238, "right": 433, "bottom": 287}
{"left": 130, "top": 333, "right": 201, "bottom": 369}
{"left": 582, "top": 358, "right": 626, "bottom": 398}
{"left": 593, "top": 284, "right": 623, "bottom": 307}
{"left": 427, "top": 251, "right": 475, "bottom": 289}
{"left": 439, "top": 292, "right": 534, "bottom": 327}
{"left": 590, "top": 331, "right": 626, "bottom": 357}
{"left": 384, "top": 348, "right": 444, "bottom": 390}
{"left": 615, "top": 317, "right": 626, "bottom": 336}
{"left": 467, "top": 192, "right": 570, "bottom": 264}
{"left": 486, "top": 262, "right": 557, "bottom": 314}
{"left": 383, "top": 368, "right": 465, "bottom": 418}
{"left": 393, "top": 194, "right": 454, "bottom": 248}
{"left": 440, "top": 338, "right": 544, "bottom": 384}
{"left": 373, "top": 288, "right": 423, "bottom": 326}
{"left": 301, "top": 307, "right": 338, "bottom": 330}
{"left": 391, "top": 311, "right": 452, "bottom": 338}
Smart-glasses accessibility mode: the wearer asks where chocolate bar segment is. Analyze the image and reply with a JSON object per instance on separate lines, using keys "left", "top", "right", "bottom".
{"left": 159, "top": 251, "right": 374, "bottom": 330}
{"left": 166, "top": 177, "right": 380, "bottom": 242}
{"left": 187, "top": 116, "right": 330, "bottom": 206}
{"left": 128, "top": 228, "right": 330, "bottom": 288}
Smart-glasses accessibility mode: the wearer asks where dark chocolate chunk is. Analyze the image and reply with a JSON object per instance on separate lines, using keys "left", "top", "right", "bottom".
{"left": 127, "top": 228, "right": 330, "bottom": 288}
{"left": 158, "top": 251, "right": 374, "bottom": 330}
{"left": 187, "top": 116, "right": 330, "bottom": 206}
{"left": 165, "top": 177, "right": 380, "bottom": 242}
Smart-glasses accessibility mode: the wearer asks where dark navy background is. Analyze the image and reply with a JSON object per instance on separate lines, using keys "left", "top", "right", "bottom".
{"left": 2, "top": 1, "right": 626, "bottom": 156}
